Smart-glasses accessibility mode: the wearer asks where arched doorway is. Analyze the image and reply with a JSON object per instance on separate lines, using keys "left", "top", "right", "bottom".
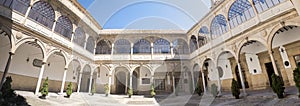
{"left": 114, "top": 67, "right": 129, "bottom": 94}
{"left": 68, "top": 59, "right": 81, "bottom": 91}
{"left": 193, "top": 64, "right": 203, "bottom": 93}
{"left": 132, "top": 71, "right": 138, "bottom": 94}
{"left": 80, "top": 65, "right": 91, "bottom": 92}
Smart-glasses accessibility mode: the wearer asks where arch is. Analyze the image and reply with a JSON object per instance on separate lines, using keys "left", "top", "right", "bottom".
{"left": 96, "top": 39, "right": 112, "bottom": 54}
{"left": 228, "top": 0, "right": 255, "bottom": 28}
{"left": 210, "top": 14, "right": 228, "bottom": 39}
{"left": 253, "top": 0, "right": 285, "bottom": 13}
{"left": 54, "top": 15, "right": 73, "bottom": 40}
{"left": 215, "top": 49, "right": 237, "bottom": 65}
{"left": 114, "top": 39, "right": 131, "bottom": 54}
{"left": 28, "top": 1, "right": 55, "bottom": 29}
{"left": 133, "top": 39, "right": 151, "bottom": 54}
{"left": 44, "top": 48, "right": 68, "bottom": 66}
{"left": 189, "top": 35, "right": 198, "bottom": 53}
{"left": 82, "top": 64, "right": 92, "bottom": 73}
{"left": 153, "top": 38, "right": 170, "bottom": 54}
{"left": 0, "top": 24, "right": 15, "bottom": 49}
{"left": 172, "top": 38, "right": 189, "bottom": 54}
{"left": 13, "top": 37, "right": 46, "bottom": 58}
{"left": 73, "top": 27, "right": 86, "bottom": 47}
{"left": 86, "top": 36, "right": 95, "bottom": 53}
{"left": 0, "top": 0, "right": 30, "bottom": 14}
{"left": 267, "top": 22, "right": 300, "bottom": 50}
{"left": 199, "top": 26, "right": 209, "bottom": 34}
{"left": 236, "top": 37, "right": 268, "bottom": 61}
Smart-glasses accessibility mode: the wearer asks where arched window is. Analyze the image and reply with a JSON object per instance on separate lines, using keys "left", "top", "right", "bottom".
{"left": 190, "top": 35, "right": 198, "bottom": 53}
{"left": 153, "top": 38, "right": 170, "bottom": 54}
{"left": 73, "top": 27, "right": 86, "bottom": 47}
{"left": 28, "top": 1, "right": 55, "bottom": 29}
{"left": 86, "top": 36, "right": 95, "bottom": 53}
{"left": 133, "top": 39, "right": 151, "bottom": 54}
{"left": 0, "top": 0, "right": 30, "bottom": 14}
{"left": 211, "top": 14, "right": 228, "bottom": 39}
{"left": 54, "top": 16, "right": 73, "bottom": 39}
{"left": 173, "top": 39, "right": 189, "bottom": 54}
{"left": 114, "top": 39, "right": 131, "bottom": 54}
{"left": 198, "top": 36, "right": 207, "bottom": 47}
{"left": 228, "top": 0, "right": 255, "bottom": 28}
{"left": 199, "top": 26, "right": 209, "bottom": 34}
{"left": 95, "top": 39, "right": 111, "bottom": 54}
{"left": 253, "top": 0, "right": 285, "bottom": 13}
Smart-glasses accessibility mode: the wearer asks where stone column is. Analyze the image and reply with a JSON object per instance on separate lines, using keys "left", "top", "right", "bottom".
{"left": 269, "top": 50, "right": 279, "bottom": 76}
{"left": 111, "top": 43, "right": 114, "bottom": 55}
{"left": 35, "top": 61, "right": 46, "bottom": 95}
{"left": 22, "top": 3, "right": 32, "bottom": 24}
{"left": 0, "top": 52, "right": 14, "bottom": 91}
{"left": 88, "top": 74, "right": 93, "bottom": 93}
{"left": 292, "top": 0, "right": 300, "bottom": 15}
{"left": 216, "top": 67, "right": 222, "bottom": 95}
{"left": 60, "top": 68, "right": 68, "bottom": 94}
{"left": 237, "top": 63, "right": 247, "bottom": 96}
{"left": 129, "top": 72, "right": 133, "bottom": 90}
{"left": 77, "top": 72, "right": 83, "bottom": 93}
{"left": 151, "top": 43, "right": 154, "bottom": 60}
{"left": 172, "top": 73, "right": 176, "bottom": 94}
{"left": 130, "top": 43, "right": 134, "bottom": 59}
{"left": 191, "top": 71, "right": 195, "bottom": 92}
{"left": 108, "top": 74, "right": 112, "bottom": 95}
{"left": 170, "top": 43, "right": 174, "bottom": 57}
{"left": 201, "top": 71, "right": 206, "bottom": 93}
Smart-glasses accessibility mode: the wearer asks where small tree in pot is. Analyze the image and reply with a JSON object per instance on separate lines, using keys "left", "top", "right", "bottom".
{"left": 293, "top": 65, "right": 300, "bottom": 98}
{"left": 128, "top": 88, "right": 133, "bottom": 98}
{"left": 104, "top": 83, "right": 109, "bottom": 97}
{"left": 66, "top": 82, "right": 72, "bottom": 98}
{"left": 231, "top": 79, "right": 240, "bottom": 99}
{"left": 271, "top": 74, "right": 285, "bottom": 99}
{"left": 150, "top": 84, "right": 156, "bottom": 98}
{"left": 39, "top": 77, "right": 49, "bottom": 99}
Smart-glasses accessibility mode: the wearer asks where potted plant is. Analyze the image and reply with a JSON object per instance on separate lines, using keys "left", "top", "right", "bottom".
{"left": 128, "top": 88, "right": 133, "bottom": 98}
{"left": 231, "top": 79, "right": 240, "bottom": 99}
{"left": 39, "top": 77, "right": 49, "bottom": 99}
{"left": 195, "top": 84, "right": 203, "bottom": 96}
{"left": 65, "top": 82, "right": 72, "bottom": 98}
{"left": 211, "top": 83, "right": 218, "bottom": 97}
{"left": 271, "top": 74, "right": 285, "bottom": 99}
{"left": 293, "top": 65, "right": 300, "bottom": 98}
{"left": 104, "top": 83, "right": 109, "bottom": 97}
{"left": 150, "top": 85, "right": 156, "bottom": 98}
{"left": 91, "top": 84, "right": 96, "bottom": 96}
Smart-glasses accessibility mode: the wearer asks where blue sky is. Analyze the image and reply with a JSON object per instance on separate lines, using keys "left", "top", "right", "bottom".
{"left": 78, "top": 0, "right": 211, "bottom": 30}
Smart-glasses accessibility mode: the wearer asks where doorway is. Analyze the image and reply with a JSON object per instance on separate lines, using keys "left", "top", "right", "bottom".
{"left": 132, "top": 71, "right": 138, "bottom": 94}
{"left": 265, "top": 62, "right": 275, "bottom": 87}
{"left": 116, "top": 71, "right": 126, "bottom": 94}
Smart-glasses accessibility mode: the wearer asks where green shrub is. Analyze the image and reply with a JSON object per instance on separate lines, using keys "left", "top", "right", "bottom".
{"left": 91, "top": 84, "right": 96, "bottom": 95}
{"left": 128, "top": 88, "right": 133, "bottom": 98}
{"left": 40, "top": 77, "right": 49, "bottom": 97}
{"left": 104, "top": 83, "right": 109, "bottom": 96}
{"left": 271, "top": 74, "right": 285, "bottom": 99}
{"left": 231, "top": 79, "right": 240, "bottom": 99}
{"left": 66, "top": 82, "right": 72, "bottom": 98}
{"left": 211, "top": 83, "right": 218, "bottom": 97}
{"left": 293, "top": 65, "right": 300, "bottom": 98}
{"left": 195, "top": 84, "right": 203, "bottom": 96}
{"left": 150, "top": 85, "right": 156, "bottom": 97}
{"left": 0, "top": 76, "right": 29, "bottom": 106}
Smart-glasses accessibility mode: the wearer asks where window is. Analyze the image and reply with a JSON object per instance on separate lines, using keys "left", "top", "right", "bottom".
{"left": 253, "top": 0, "right": 285, "bottom": 13}
{"left": 210, "top": 14, "right": 228, "bottom": 39}
{"left": 133, "top": 39, "right": 151, "bottom": 54}
{"left": 28, "top": 1, "right": 55, "bottom": 29}
{"left": 173, "top": 39, "right": 189, "bottom": 54}
{"left": 54, "top": 16, "right": 73, "bottom": 39}
{"left": 96, "top": 39, "right": 112, "bottom": 54}
{"left": 154, "top": 79, "right": 165, "bottom": 90}
{"left": 198, "top": 36, "right": 207, "bottom": 47}
{"left": 190, "top": 35, "right": 198, "bottom": 53}
{"left": 228, "top": 0, "right": 255, "bottom": 28}
{"left": 153, "top": 38, "right": 170, "bottom": 54}
{"left": 199, "top": 26, "right": 209, "bottom": 34}
{"left": 0, "top": 0, "right": 30, "bottom": 15}
{"left": 86, "top": 36, "right": 95, "bottom": 53}
{"left": 114, "top": 39, "right": 131, "bottom": 54}
{"left": 142, "top": 78, "right": 150, "bottom": 84}
{"left": 73, "top": 27, "right": 86, "bottom": 47}
{"left": 294, "top": 55, "right": 300, "bottom": 66}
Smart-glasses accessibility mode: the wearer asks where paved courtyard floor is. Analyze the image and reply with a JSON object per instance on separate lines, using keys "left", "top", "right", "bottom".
{"left": 15, "top": 86, "right": 300, "bottom": 106}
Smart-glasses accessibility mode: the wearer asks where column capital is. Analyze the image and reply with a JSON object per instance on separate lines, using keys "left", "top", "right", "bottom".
{"left": 64, "top": 68, "right": 68, "bottom": 70}
{"left": 9, "top": 52, "right": 15, "bottom": 55}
